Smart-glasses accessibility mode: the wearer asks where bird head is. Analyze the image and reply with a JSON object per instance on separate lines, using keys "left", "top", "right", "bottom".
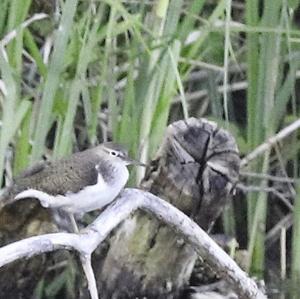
{"left": 100, "top": 142, "right": 146, "bottom": 167}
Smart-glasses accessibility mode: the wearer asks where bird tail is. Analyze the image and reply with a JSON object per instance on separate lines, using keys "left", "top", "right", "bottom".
{"left": 0, "top": 187, "right": 10, "bottom": 209}
{"left": 0, "top": 186, "right": 20, "bottom": 209}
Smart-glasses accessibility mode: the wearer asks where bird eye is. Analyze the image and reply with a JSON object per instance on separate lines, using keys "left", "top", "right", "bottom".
{"left": 110, "top": 151, "right": 118, "bottom": 156}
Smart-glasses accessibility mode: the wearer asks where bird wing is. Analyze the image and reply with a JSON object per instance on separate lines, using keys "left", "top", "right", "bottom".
{"left": 15, "top": 160, "right": 51, "bottom": 179}
{"left": 11, "top": 153, "right": 100, "bottom": 197}
{"left": 3, "top": 160, "right": 54, "bottom": 201}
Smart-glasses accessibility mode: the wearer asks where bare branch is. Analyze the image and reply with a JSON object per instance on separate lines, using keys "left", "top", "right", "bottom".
{"left": 0, "top": 13, "right": 48, "bottom": 47}
{"left": 240, "top": 171, "right": 296, "bottom": 184}
{"left": 81, "top": 254, "right": 99, "bottom": 299}
{"left": 0, "top": 188, "right": 265, "bottom": 299}
{"left": 241, "top": 119, "right": 300, "bottom": 167}
{"left": 0, "top": 232, "right": 81, "bottom": 267}
{"left": 236, "top": 183, "right": 293, "bottom": 211}
{"left": 266, "top": 213, "right": 293, "bottom": 248}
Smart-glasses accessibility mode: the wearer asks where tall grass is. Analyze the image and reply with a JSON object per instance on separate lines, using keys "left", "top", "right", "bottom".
{"left": 292, "top": 183, "right": 300, "bottom": 288}
{"left": 31, "top": 0, "right": 78, "bottom": 161}
{"left": 246, "top": 0, "right": 283, "bottom": 276}
{"left": 0, "top": 0, "right": 300, "bottom": 296}
{"left": 245, "top": 1, "right": 300, "bottom": 279}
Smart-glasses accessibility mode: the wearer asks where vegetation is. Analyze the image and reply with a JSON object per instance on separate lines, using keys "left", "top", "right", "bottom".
{"left": 0, "top": 0, "right": 300, "bottom": 297}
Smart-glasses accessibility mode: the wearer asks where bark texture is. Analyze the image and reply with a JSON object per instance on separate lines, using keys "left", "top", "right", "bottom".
{"left": 0, "top": 198, "right": 60, "bottom": 299}
{"left": 97, "top": 118, "right": 240, "bottom": 298}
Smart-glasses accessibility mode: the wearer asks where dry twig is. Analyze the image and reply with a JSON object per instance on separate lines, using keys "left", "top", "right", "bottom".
{"left": 241, "top": 119, "right": 300, "bottom": 167}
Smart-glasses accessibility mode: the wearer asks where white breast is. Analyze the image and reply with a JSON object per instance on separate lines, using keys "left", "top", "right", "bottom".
{"left": 63, "top": 165, "right": 129, "bottom": 214}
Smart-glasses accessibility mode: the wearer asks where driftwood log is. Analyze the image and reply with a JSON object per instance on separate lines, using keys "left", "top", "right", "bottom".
{"left": 0, "top": 118, "right": 240, "bottom": 298}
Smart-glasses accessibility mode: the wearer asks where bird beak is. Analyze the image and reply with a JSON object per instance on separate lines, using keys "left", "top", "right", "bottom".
{"left": 125, "top": 157, "right": 146, "bottom": 167}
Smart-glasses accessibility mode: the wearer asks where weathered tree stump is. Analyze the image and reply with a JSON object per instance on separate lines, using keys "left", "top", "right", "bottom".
{"left": 96, "top": 118, "right": 240, "bottom": 298}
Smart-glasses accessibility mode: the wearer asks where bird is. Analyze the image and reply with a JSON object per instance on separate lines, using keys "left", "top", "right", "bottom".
{"left": 0, "top": 142, "right": 145, "bottom": 231}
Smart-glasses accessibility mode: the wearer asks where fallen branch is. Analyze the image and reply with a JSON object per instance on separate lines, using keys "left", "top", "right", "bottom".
{"left": 241, "top": 118, "right": 300, "bottom": 167}
{"left": 0, "top": 188, "right": 266, "bottom": 299}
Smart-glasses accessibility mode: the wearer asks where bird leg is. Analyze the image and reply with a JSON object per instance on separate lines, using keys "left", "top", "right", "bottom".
{"left": 69, "top": 213, "right": 79, "bottom": 233}
{"left": 15, "top": 189, "right": 80, "bottom": 233}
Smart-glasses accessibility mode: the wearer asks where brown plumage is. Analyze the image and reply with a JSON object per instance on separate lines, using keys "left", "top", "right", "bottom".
{"left": 9, "top": 150, "right": 100, "bottom": 196}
